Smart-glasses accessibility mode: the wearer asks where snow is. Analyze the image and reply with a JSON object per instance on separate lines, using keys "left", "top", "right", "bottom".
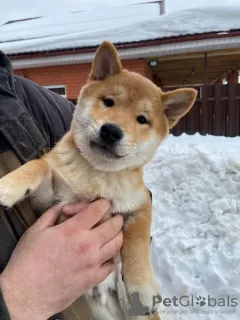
{"left": 166, "top": 0, "right": 240, "bottom": 14}
{"left": 0, "top": 0, "right": 157, "bottom": 26}
{"left": 1, "top": 5, "right": 240, "bottom": 55}
{"left": 144, "top": 133, "right": 240, "bottom": 320}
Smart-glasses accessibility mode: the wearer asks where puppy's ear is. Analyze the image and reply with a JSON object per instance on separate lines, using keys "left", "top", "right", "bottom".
{"left": 161, "top": 88, "right": 197, "bottom": 128}
{"left": 89, "top": 41, "right": 122, "bottom": 80}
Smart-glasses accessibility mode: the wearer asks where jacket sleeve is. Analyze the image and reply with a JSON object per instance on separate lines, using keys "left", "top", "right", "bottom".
{"left": 14, "top": 75, "right": 75, "bottom": 149}
{"left": 0, "top": 288, "right": 10, "bottom": 320}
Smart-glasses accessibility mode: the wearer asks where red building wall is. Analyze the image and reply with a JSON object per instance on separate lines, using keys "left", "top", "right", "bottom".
{"left": 14, "top": 59, "right": 151, "bottom": 100}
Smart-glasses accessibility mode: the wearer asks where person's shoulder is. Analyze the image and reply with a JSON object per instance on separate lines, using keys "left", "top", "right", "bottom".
{"left": 14, "top": 75, "right": 75, "bottom": 148}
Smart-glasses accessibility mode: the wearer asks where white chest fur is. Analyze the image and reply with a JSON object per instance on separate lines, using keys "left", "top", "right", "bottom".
{"left": 50, "top": 152, "right": 147, "bottom": 215}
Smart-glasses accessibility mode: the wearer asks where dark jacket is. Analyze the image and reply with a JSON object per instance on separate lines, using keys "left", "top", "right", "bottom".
{"left": 0, "top": 50, "right": 74, "bottom": 271}
{"left": 0, "top": 52, "right": 92, "bottom": 320}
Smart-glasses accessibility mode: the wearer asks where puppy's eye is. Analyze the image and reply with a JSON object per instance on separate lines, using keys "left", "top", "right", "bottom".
{"left": 136, "top": 115, "right": 148, "bottom": 124}
{"left": 103, "top": 98, "right": 114, "bottom": 107}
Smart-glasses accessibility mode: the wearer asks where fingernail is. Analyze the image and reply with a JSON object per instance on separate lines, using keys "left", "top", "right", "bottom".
{"left": 115, "top": 253, "right": 121, "bottom": 264}
{"left": 115, "top": 214, "right": 124, "bottom": 224}
{"left": 62, "top": 206, "right": 72, "bottom": 214}
{"left": 96, "top": 199, "right": 111, "bottom": 211}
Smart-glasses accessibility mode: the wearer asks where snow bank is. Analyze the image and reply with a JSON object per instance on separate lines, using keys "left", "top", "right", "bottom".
{"left": 144, "top": 134, "right": 240, "bottom": 320}
{"left": 1, "top": 5, "right": 240, "bottom": 54}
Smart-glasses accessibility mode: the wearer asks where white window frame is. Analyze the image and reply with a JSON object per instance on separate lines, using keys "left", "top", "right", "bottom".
{"left": 43, "top": 85, "right": 67, "bottom": 98}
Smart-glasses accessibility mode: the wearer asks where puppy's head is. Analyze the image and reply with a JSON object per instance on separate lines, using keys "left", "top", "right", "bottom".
{"left": 72, "top": 41, "right": 197, "bottom": 172}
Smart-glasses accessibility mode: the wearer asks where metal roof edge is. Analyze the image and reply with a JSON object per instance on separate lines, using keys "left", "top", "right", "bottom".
{"left": 11, "top": 35, "right": 240, "bottom": 69}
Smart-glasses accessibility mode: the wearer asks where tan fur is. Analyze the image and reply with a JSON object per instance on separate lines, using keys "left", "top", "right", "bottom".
{"left": 0, "top": 41, "right": 197, "bottom": 320}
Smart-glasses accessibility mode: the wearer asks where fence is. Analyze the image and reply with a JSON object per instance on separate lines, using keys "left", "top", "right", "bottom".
{"left": 166, "top": 84, "right": 240, "bottom": 137}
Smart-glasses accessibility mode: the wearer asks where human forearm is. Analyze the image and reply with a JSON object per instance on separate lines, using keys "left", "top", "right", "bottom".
{"left": 0, "top": 275, "right": 44, "bottom": 320}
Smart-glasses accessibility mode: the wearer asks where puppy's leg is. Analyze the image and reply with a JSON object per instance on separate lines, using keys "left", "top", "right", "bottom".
{"left": 85, "top": 283, "right": 125, "bottom": 320}
{"left": 0, "top": 159, "right": 52, "bottom": 208}
{"left": 122, "top": 199, "right": 161, "bottom": 319}
{"left": 86, "top": 295, "right": 125, "bottom": 320}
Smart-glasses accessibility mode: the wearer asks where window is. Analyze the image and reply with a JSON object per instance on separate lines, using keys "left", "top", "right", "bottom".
{"left": 43, "top": 85, "right": 67, "bottom": 98}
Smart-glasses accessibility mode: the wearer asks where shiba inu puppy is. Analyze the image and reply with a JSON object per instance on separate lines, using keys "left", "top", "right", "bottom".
{"left": 0, "top": 41, "right": 197, "bottom": 320}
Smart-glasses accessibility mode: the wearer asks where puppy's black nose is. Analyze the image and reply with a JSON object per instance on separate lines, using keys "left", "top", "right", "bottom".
{"left": 100, "top": 123, "right": 123, "bottom": 144}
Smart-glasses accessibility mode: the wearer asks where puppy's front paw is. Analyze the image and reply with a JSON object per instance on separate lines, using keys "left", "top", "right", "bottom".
{"left": 0, "top": 177, "right": 30, "bottom": 208}
{"left": 126, "top": 279, "right": 160, "bottom": 317}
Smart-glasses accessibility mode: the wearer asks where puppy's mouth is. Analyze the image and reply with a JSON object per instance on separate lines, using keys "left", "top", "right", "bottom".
{"left": 90, "top": 141, "right": 123, "bottom": 159}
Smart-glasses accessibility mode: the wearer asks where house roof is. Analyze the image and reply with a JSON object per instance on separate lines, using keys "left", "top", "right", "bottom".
{"left": 1, "top": 5, "right": 240, "bottom": 56}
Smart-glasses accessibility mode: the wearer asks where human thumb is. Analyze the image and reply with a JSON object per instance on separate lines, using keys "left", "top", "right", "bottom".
{"left": 30, "top": 204, "right": 61, "bottom": 230}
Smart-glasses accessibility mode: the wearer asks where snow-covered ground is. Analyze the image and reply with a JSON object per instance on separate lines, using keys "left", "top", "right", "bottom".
{"left": 144, "top": 133, "right": 240, "bottom": 320}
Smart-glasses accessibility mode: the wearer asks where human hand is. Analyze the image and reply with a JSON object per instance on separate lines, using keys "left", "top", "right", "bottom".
{"left": 0, "top": 199, "right": 123, "bottom": 320}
